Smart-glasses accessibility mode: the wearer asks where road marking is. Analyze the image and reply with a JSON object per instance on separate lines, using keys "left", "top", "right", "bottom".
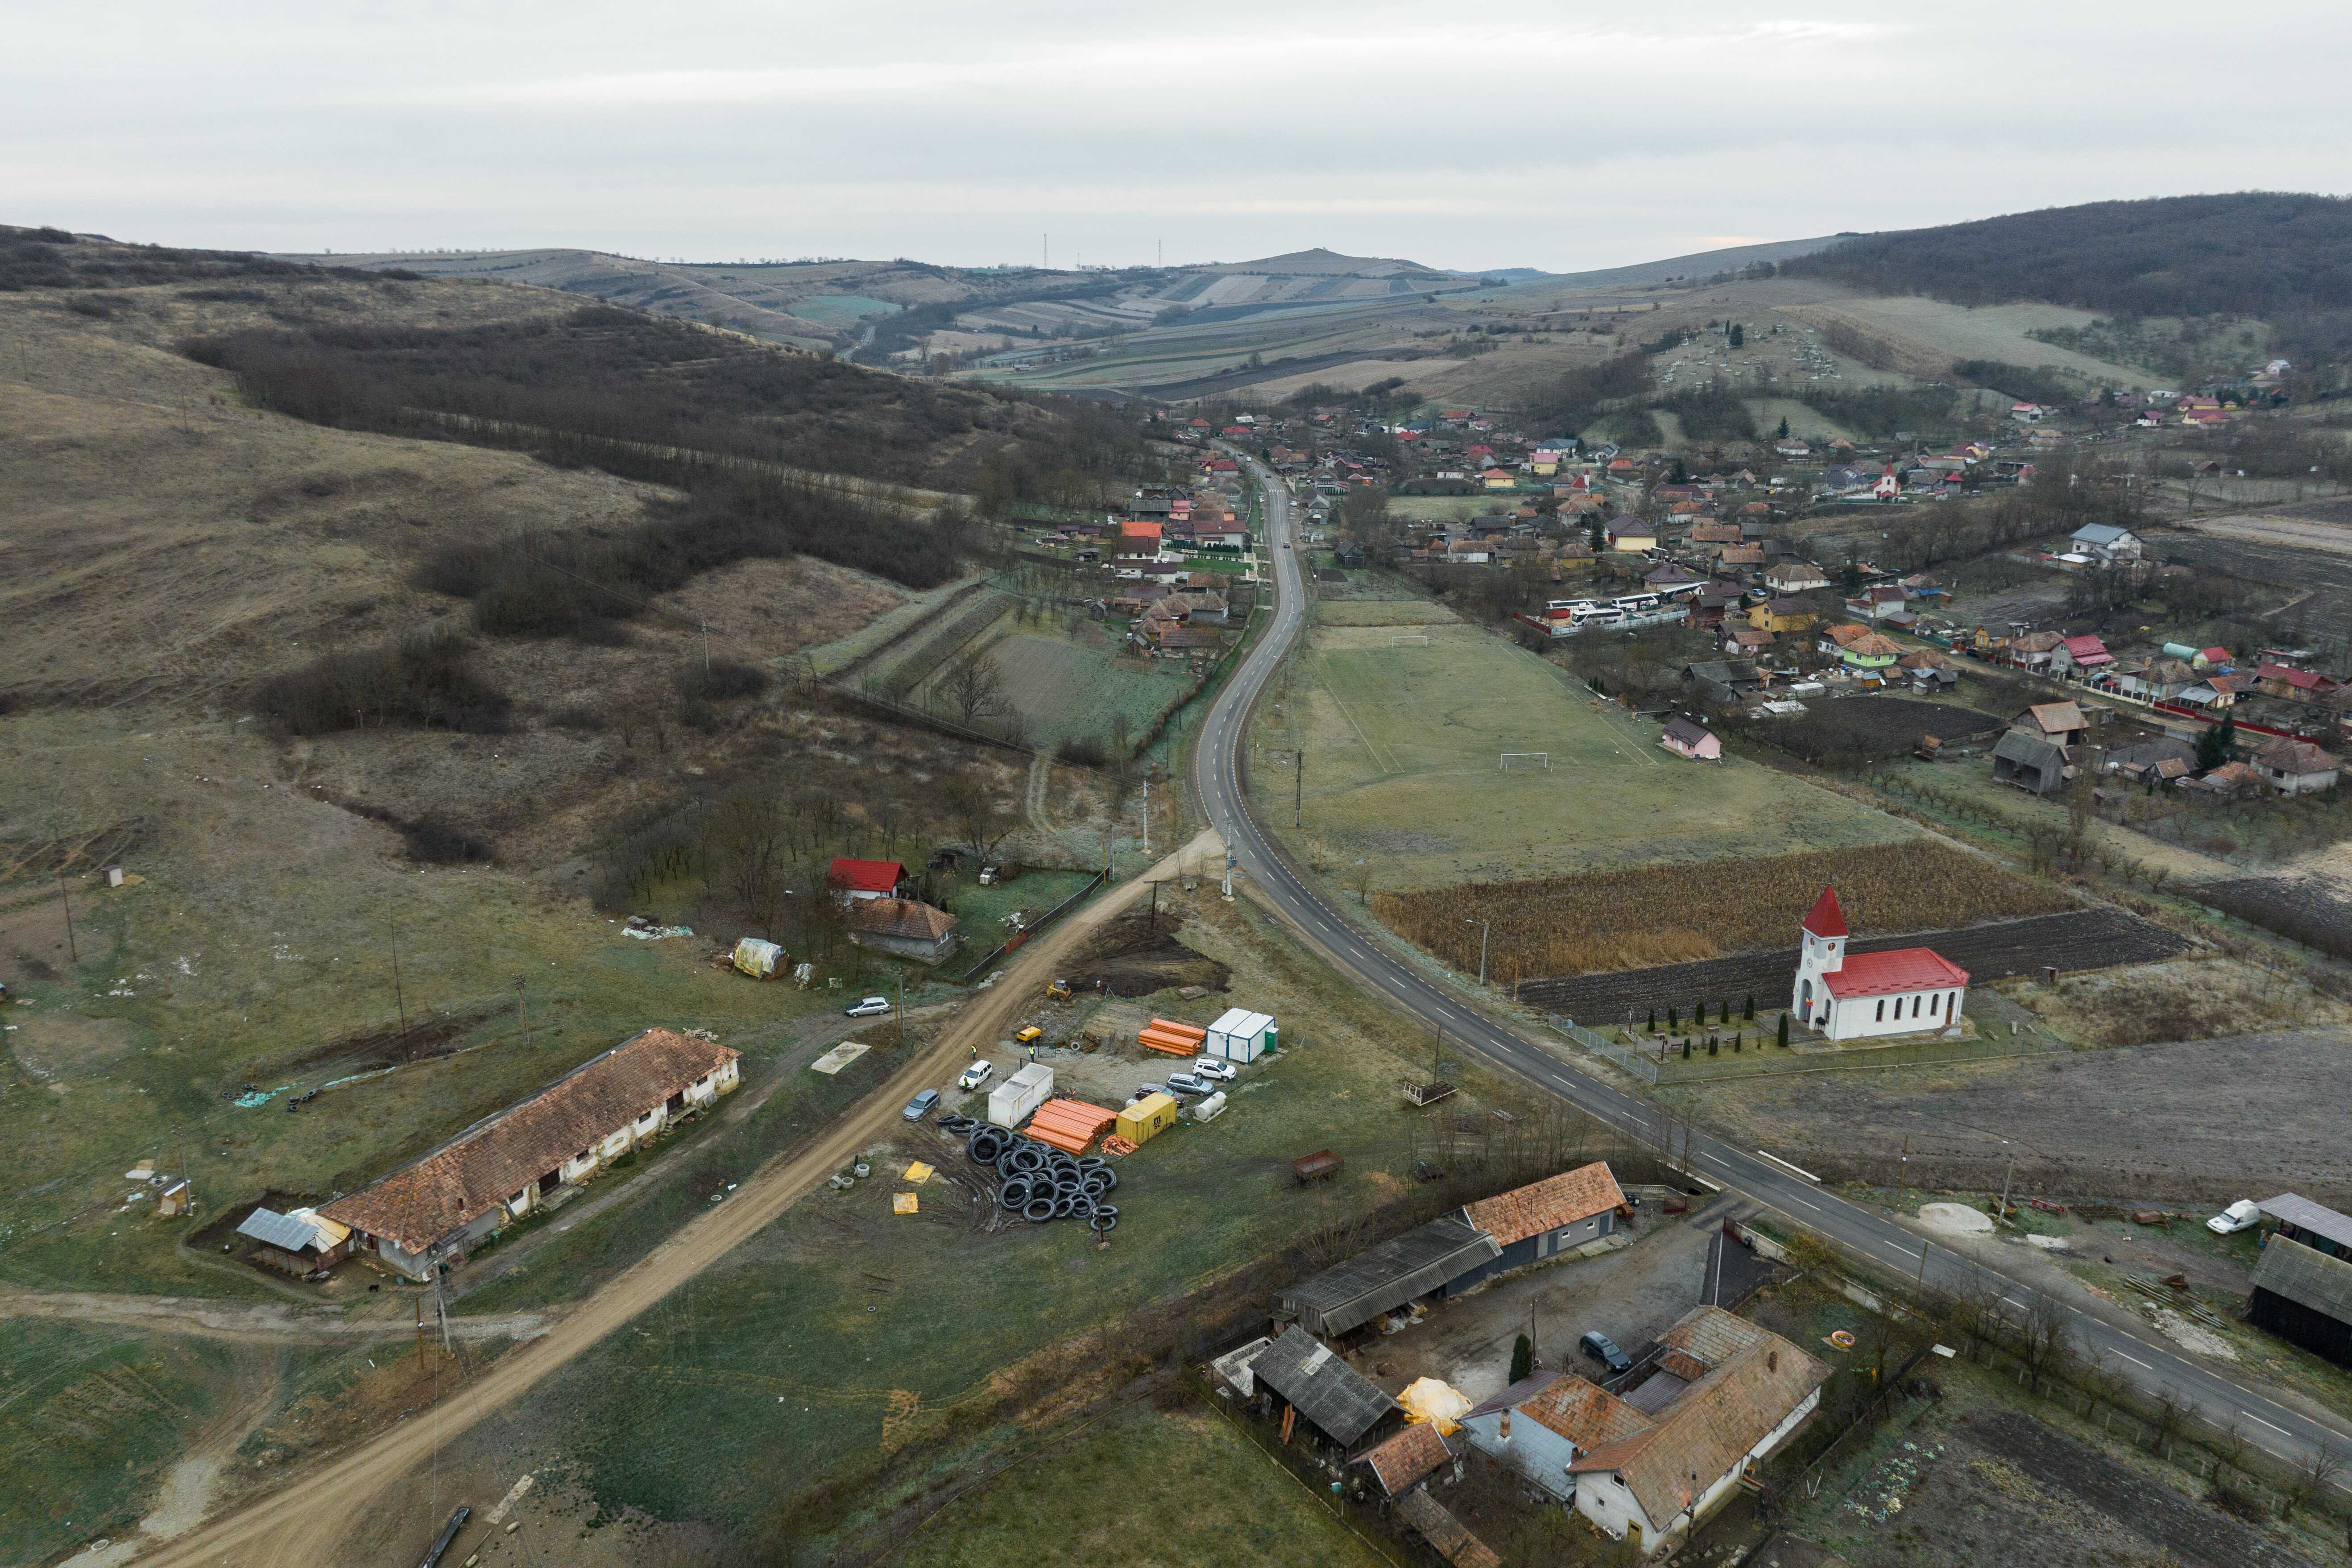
{"left": 2001, "top": 1297, "right": 2028, "bottom": 1310}
{"left": 2114, "top": 1352, "right": 2152, "bottom": 1370}
{"left": 2246, "top": 1414, "right": 2292, "bottom": 1436}
{"left": 1755, "top": 1150, "right": 1820, "bottom": 1183}
{"left": 1781, "top": 1195, "right": 1821, "bottom": 1212}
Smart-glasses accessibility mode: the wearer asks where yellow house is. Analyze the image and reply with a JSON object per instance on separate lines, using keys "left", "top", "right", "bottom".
{"left": 1605, "top": 519, "right": 1659, "bottom": 553}
{"left": 1748, "top": 597, "right": 1816, "bottom": 633}
{"left": 1480, "top": 467, "right": 1517, "bottom": 490}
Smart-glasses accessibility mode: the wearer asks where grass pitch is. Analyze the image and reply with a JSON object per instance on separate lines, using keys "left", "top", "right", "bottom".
{"left": 1263, "top": 603, "right": 1913, "bottom": 891}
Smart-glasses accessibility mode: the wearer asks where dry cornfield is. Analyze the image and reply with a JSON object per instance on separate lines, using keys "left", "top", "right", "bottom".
{"left": 1373, "top": 841, "right": 2075, "bottom": 982}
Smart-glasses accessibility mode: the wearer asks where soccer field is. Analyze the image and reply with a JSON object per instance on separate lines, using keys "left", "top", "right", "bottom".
{"left": 1262, "top": 615, "right": 1913, "bottom": 891}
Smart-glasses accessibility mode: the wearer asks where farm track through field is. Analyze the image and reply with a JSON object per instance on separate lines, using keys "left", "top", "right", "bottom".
{"left": 1518, "top": 908, "right": 2194, "bottom": 1022}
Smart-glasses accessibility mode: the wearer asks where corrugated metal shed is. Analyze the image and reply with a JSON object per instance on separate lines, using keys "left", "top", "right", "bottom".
{"left": 2253, "top": 1234, "right": 2352, "bottom": 1321}
{"left": 237, "top": 1208, "right": 328, "bottom": 1253}
{"left": 1274, "top": 1216, "right": 1501, "bottom": 1337}
{"left": 1252, "top": 1326, "right": 1399, "bottom": 1448}
{"left": 2260, "top": 1194, "right": 2352, "bottom": 1254}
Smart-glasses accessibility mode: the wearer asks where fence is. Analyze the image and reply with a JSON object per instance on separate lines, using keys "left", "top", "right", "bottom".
{"left": 1545, "top": 1014, "right": 1659, "bottom": 1084}
{"left": 948, "top": 867, "right": 1110, "bottom": 985}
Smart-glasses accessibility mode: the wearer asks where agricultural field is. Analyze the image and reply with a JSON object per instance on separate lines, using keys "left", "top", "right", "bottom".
{"left": 371, "top": 881, "right": 1611, "bottom": 1558}
{"left": 1675, "top": 1016, "right": 2352, "bottom": 1204}
{"left": 1777, "top": 295, "right": 2157, "bottom": 387}
{"left": 1256, "top": 596, "right": 1915, "bottom": 893}
{"left": 1382, "top": 841, "right": 2074, "bottom": 984}
{"left": 897, "top": 1403, "right": 1389, "bottom": 1568}
{"left": 1743, "top": 693, "right": 2005, "bottom": 764}
{"left": 1519, "top": 906, "right": 2187, "bottom": 1022}
{"left": 960, "top": 625, "right": 1201, "bottom": 753}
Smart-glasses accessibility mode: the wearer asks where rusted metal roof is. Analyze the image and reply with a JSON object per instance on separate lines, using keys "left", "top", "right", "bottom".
{"left": 1461, "top": 1161, "right": 1627, "bottom": 1248}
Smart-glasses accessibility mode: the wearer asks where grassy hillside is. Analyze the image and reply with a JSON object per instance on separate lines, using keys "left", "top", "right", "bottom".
{"left": 1786, "top": 194, "right": 2352, "bottom": 369}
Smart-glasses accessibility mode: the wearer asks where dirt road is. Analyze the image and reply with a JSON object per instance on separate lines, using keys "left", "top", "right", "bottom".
{"left": 0, "top": 1286, "right": 544, "bottom": 1346}
{"left": 129, "top": 828, "right": 1225, "bottom": 1568}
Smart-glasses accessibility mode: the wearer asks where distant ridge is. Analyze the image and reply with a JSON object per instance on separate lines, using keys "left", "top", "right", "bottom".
{"left": 1542, "top": 235, "right": 1847, "bottom": 291}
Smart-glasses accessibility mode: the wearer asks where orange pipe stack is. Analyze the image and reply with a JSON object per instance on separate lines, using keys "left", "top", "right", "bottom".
{"left": 1026, "top": 1099, "right": 1118, "bottom": 1154}
{"left": 1138, "top": 1018, "right": 1208, "bottom": 1057}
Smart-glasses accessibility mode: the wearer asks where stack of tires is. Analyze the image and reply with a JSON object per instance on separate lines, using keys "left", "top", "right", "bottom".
{"left": 940, "top": 1116, "right": 1118, "bottom": 1231}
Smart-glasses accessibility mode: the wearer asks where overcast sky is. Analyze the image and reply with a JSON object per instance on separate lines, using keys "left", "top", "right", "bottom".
{"left": 11, "top": 1, "right": 2348, "bottom": 273}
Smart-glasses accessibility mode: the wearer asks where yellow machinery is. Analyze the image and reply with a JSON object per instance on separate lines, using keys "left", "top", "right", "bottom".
{"left": 1114, "top": 1092, "right": 1178, "bottom": 1146}
{"left": 1014, "top": 1026, "right": 1043, "bottom": 1045}
{"left": 1045, "top": 978, "right": 1072, "bottom": 1001}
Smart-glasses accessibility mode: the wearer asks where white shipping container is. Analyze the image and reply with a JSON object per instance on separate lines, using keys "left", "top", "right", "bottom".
{"left": 1205, "top": 1008, "right": 1274, "bottom": 1062}
{"left": 987, "top": 1063, "right": 1054, "bottom": 1126}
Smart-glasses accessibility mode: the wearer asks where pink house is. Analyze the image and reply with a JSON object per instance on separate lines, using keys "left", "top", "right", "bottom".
{"left": 1660, "top": 716, "right": 1723, "bottom": 761}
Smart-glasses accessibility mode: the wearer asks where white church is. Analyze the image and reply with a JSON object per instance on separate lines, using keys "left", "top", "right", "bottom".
{"left": 1791, "top": 887, "right": 1970, "bottom": 1042}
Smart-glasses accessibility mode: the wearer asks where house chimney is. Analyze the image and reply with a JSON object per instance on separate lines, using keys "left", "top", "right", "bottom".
{"left": 1499, "top": 1409, "right": 1512, "bottom": 1441}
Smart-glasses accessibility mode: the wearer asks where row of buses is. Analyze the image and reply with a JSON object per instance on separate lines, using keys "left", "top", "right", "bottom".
{"left": 1546, "top": 593, "right": 1664, "bottom": 627}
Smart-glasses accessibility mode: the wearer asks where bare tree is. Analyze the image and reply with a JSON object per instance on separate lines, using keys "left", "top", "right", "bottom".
{"left": 2013, "top": 1293, "right": 2075, "bottom": 1395}
{"left": 939, "top": 770, "right": 1014, "bottom": 861}
{"left": 941, "top": 650, "right": 1010, "bottom": 727}
{"left": 2282, "top": 1440, "right": 2346, "bottom": 1521}
{"left": 2152, "top": 1387, "right": 2187, "bottom": 1459}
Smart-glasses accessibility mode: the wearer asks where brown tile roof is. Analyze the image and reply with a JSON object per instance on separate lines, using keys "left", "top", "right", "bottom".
{"left": 1567, "top": 1307, "right": 1827, "bottom": 1528}
{"left": 2255, "top": 738, "right": 2343, "bottom": 774}
{"left": 2023, "top": 701, "right": 2087, "bottom": 733}
{"left": 1395, "top": 1490, "right": 1502, "bottom": 1568}
{"left": 1516, "top": 1375, "right": 1652, "bottom": 1448}
{"left": 321, "top": 1029, "right": 738, "bottom": 1254}
{"left": 1462, "top": 1161, "right": 1627, "bottom": 1246}
{"left": 846, "top": 897, "right": 958, "bottom": 941}
{"left": 1358, "top": 1419, "right": 1453, "bottom": 1496}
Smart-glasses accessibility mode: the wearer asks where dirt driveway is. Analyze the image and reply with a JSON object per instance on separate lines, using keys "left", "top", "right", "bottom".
{"left": 128, "top": 830, "right": 1226, "bottom": 1568}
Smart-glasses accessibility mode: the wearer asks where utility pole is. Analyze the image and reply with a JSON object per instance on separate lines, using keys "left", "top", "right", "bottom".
{"left": 1997, "top": 1142, "right": 2017, "bottom": 1221}
{"left": 516, "top": 977, "right": 530, "bottom": 1051}
{"left": 390, "top": 923, "right": 410, "bottom": 1062}
{"left": 416, "top": 1294, "right": 427, "bottom": 1370}
{"left": 1141, "top": 776, "right": 1149, "bottom": 858}
{"left": 1899, "top": 1134, "right": 1909, "bottom": 1197}
{"left": 1294, "top": 747, "right": 1303, "bottom": 828}
{"left": 1464, "top": 917, "right": 1490, "bottom": 986}
{"left": 56, "top": 865, "right": 78, "bottom": 966}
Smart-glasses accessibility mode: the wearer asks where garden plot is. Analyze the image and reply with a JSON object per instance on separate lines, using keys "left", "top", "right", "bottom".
{"left": 959, "top": 628, "right": 1197, "bottom": 751}
{"left": 1266, "top": 615, "right": 1909, "bottom": 891}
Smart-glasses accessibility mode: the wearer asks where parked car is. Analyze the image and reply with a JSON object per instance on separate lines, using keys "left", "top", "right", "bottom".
{"left": 902, "top": 1089, "right": 940, "bottom": 1122}
{"left": 1132, "top": 1083, "right": 1167, "bottom": 1101}
{"left": 844, "top": 996, "right": 892, "bottom": 1018}
{"left": 1579, "top": 1330, "right": 1632, "bottom": 1376}
{"left": 957, "top": 1061, "right": 995, "bottom": 1092}
{"left": 1166, "top": 1072, "right": 1212, "bottom": 1096}
{"left": 1192, "top": 1058, "right": 1237, "bottom": 1082}
{"left": 2208, "top": 1199, "right": 2262, "bottom": 1235}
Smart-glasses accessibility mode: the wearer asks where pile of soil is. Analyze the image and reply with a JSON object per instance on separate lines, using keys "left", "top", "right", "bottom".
{"left": 1064, "top": 911, "right": 1229, "bottom": 998}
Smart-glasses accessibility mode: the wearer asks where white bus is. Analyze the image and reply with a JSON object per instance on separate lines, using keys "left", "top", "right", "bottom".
{"left": 1611, "top": 593, "right": 1662, "bottom": 614}
{"left": 1572, "top": 604, "right": 1625, "bottom": 626}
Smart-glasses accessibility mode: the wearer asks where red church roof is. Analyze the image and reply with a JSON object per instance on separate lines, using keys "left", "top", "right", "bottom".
{"left": 1801, "top": 886, "right": 1847, "bottom": 939}
{"left": 1822, "top": 947, "right": 1970, "bottom": 999}
{"left": 827, "top": 858, "right": 905, "bottom": 894}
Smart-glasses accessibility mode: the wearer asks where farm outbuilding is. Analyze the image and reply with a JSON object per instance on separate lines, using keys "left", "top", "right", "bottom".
{"left": 1114, "top": 1092, "right": 1178, "bottom": 1146}
{"left": 322, "top": 1028, "right": 740, "bottom": 1281}
{"left": 1446, "top": 1162, "right": 1630, "bottom": 1291}
{"left": 1249, "top": 1326, "right": 1406, "bottom": 1457}
{"left": 988, "top": 1063, "right": 1054, "bottom": 1127}
{"left": 1205, "top": 1007, "right": 1276, "bottom": 1062}
{"left": 236, "top": 1206, "right": 354, "bottom": 1275}
{"left": 1273, "top": 1216, "right": 1502, "bottom": 1337}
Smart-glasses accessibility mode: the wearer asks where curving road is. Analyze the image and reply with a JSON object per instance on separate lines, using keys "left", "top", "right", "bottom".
{"left": 1195, "top": 446, "right": 2352, "bottom": 1488}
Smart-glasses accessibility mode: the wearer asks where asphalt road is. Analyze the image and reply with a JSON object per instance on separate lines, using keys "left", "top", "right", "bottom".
{"left": 1196, "top": 447, "right": 2352, "bottom": 1488}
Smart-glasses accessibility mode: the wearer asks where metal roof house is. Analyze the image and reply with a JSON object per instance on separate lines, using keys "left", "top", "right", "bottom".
{"left": 1250, "top": 1325, "right": 1405, "bottom": 1456}
{"left": 2250, "top": 1232, "right": 2352, "bottom": 1367}
{"left": 1447, "top": 1162, "right": 1629, "bottom": 1292}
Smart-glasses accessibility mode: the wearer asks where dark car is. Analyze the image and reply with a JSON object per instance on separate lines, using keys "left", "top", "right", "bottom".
{"left": 1579, "top": 1330, "right": 1632, "bottom": 1376}
{"left": 902, "top": 1088, "right": 941, "bottom": 1122}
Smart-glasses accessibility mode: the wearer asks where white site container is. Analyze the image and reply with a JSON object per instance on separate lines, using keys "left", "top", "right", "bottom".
{"left": 1205, "top": 1008, "right": 1274, "bottom": 1063}
{"left": 987, "top": 1062, "right": 1054, "bottom": 1127}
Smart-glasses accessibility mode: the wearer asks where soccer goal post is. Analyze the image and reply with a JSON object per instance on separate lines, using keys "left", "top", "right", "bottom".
{"left": 1387, "top": 633, "right": 1430, "bottom": 646}
{"left": 1499, "top": 752, "right": 1551, "bottom": 772}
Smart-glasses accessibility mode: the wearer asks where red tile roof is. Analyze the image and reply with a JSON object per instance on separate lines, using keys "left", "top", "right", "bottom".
{"left": 321, "top": 1029, "right": 738, "bottom": 1254}
{"left": 1359, "top": 1420, "right": 1454, "bottom": 1496}
{"left": 1822, "top": 947, "right": 1970, "bottom": 998}
{"left": 1801, "top": 886, "right": 1847, "bottom": 938}
{"left": 828, "top": 858, "right": 905, "bottom": 894}
{"left": 845, "top": 898, "right": 958, "bottom": 942}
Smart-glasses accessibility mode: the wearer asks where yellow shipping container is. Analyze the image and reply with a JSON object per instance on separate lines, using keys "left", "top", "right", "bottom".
{"left": 1113, "top": 1092, "right": 1178, "bottom": 1146}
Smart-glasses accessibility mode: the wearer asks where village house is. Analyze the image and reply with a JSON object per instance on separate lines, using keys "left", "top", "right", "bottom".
{"left": 1448, "top": 1163, "right": 1630, "bottom": 1290}
{"left": 321, "top": 1029, "right": 742, "bottom": 1280}
{"left": 2050, "top": 634, "right": 2113, "bottom": 681}
{"left": 236, "top": 1206, "right": 356, "bottom": 1276}
{"left": 1460, "top": 1307, "right": 1827, "bottom": 1554}
{"left": 2108, "top": 658, "right": 2198, "bottom": 704}
{"left": 2175, "top": 672, "right": 2253, "bottom": 710}
{"left": 1791, "top": 887, "right": 1969, "bottom": 1041}
{"left": 827, "top": 858, "right": 907, "bottom": 902}
{"left": 1660, "top": 716, "right": 1723, "bottom": 761}
{"left": 2006, "top": 631, "right": 2065, "bottom": 673}
{"left": 1722, "top": 625, "right": 1776, "bottom": 657}
{"left": 2013, "top": 701, "right": 2089, "bottom": 750}
{"left": 1822, "top": 625, "right": 1901, "bottom": 679}
{"left": 2253, "top": 737, "right": 2344, "bottom": 795}
{"left": 1246, "top": 1326, "right": 1406, "bottom": 1458}
{"left": 844, "top": 897, "right": 961, "bottom": 964}
{"left": 1843, "top": 584, "right": 1909, "bottom": 621}
{"left": 2103, "top": 735, "right": 2199, "bottom": 783}
{"left": 1605, "top": 517, "right": 1659, "bottom": 553}
{"left": 1761, "top": 561, "right": 1831, "bottom": 596}
{"left": 2255, "top": 662, "right": 2344, "bottom": 703}
{"left": 2069, "top": 523, "right": 2144, "bottom": 563}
